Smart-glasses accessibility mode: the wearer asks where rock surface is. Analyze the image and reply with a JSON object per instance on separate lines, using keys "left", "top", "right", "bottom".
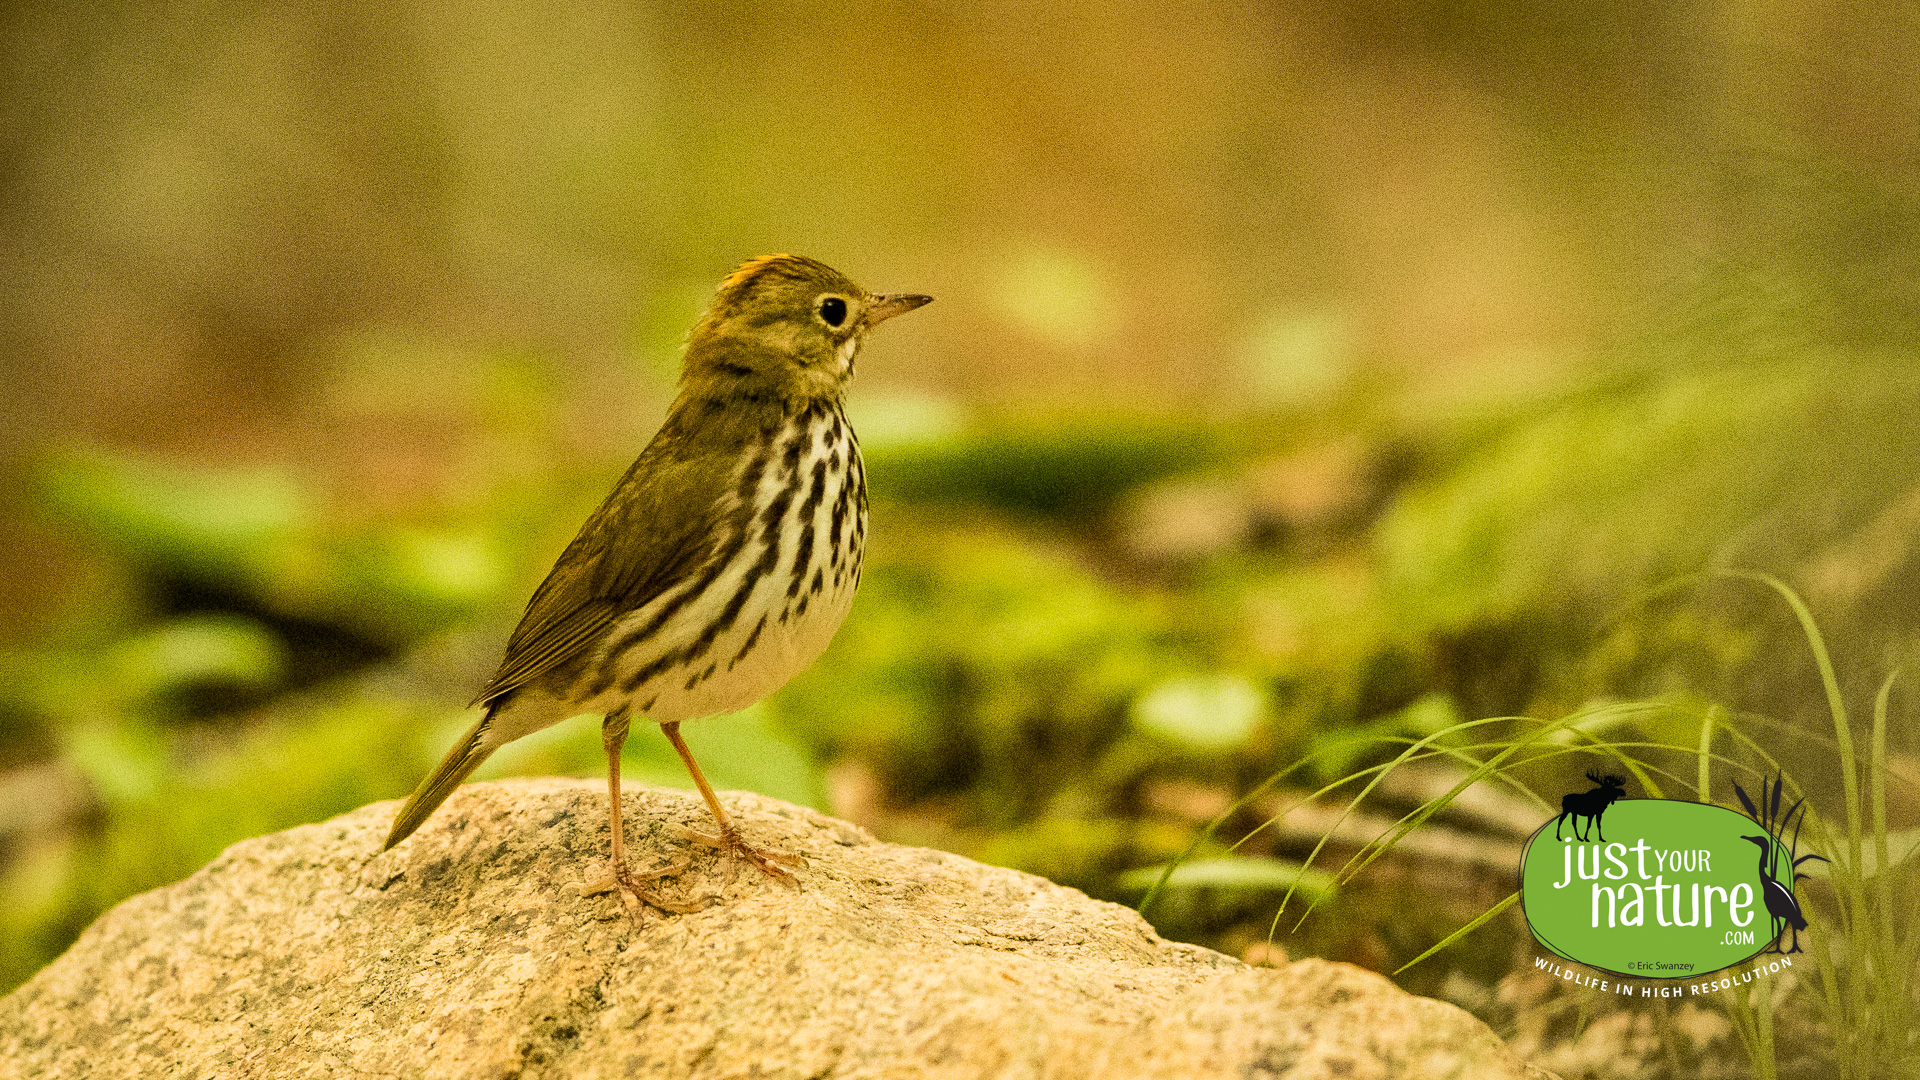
{"left": 0, "top": 778, "right": 1552, "bottom": 1079}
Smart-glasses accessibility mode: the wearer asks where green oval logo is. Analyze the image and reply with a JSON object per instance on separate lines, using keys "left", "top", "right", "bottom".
{"left": 1520, "top": 798, "right": 1796, "bottom": 978}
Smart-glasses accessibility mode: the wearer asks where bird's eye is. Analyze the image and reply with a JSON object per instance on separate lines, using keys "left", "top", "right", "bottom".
{"left": 818, "top": 296, "right": 848, "bottom": 327}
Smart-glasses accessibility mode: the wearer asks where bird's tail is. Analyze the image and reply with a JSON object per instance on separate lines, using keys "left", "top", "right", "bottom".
{"left": 384, "top": 711, "right": 498, "bottom": 851}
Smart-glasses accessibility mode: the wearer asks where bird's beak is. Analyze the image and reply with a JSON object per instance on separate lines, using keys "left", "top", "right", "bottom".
{"left": 865, "top": 293, "right": 933, "bottom": 327}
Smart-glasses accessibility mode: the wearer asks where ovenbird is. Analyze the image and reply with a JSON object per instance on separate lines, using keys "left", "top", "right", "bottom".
{"left": 384, "top": 255, "right": 930, "bottom": 911}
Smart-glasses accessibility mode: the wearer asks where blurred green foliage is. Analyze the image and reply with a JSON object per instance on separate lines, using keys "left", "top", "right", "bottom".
{"left": 33, "top": 449, "right": 507, "bottom": 648}
{"left": 1379, "top": 360, "right": 1920, "bottom": 634}
{"left": 867, "top": 414, "right": 1232, "bottom": 517}
{"left": 781, "top": 517, "right": 1180, "bottom": 818}
{"left": 6, "top": 349, "right": 1920, "bottom": 1011}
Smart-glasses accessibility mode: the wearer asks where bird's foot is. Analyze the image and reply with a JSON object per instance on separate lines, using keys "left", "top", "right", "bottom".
{"left": 676, "top": 823, "right": 805, "bottom": 887}
{"left": 582, "top": 857, "right": 709, "bottom": 917}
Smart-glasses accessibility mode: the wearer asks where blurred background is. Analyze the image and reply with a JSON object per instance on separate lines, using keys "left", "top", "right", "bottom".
{"left": 3, "top": 2, "right": 1918, "bottom": 1075}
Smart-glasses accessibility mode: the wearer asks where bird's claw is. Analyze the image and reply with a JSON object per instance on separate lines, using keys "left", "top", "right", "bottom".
{"left": 582, "top": 858, "right": 709, "bottom": 917}
{"left": 674, "top": 823, "right": 805, "bottom": 887}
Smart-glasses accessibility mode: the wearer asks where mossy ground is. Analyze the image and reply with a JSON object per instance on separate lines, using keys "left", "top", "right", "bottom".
{"left": 4, "top": 357, "right": 1916, "bottom": 1078}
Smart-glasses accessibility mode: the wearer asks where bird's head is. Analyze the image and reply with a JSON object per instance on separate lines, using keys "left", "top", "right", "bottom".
{"left": 1740, "top": 835, "right": 1771, "bottom": 850}
{"left": 682, "top": 254, "right": 931, "bottom": 402}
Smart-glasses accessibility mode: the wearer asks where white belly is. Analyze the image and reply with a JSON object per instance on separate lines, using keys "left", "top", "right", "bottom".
{"left": 604, "top": 563, "right": 858, "bottom": 723}
{"left": 589, "top": 406, "right": 864, "bottom": 725}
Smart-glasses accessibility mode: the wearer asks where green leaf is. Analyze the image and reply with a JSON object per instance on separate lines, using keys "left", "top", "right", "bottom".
{"left": 1132, "top": 673, "right": 1266, "bottom": 751}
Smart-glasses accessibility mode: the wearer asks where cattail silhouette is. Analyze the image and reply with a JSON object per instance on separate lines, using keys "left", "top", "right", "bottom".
{"left": 1733, "top": 773, "right": 1828, "bottom": 954}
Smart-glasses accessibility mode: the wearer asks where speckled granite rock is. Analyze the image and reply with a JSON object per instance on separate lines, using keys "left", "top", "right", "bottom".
{"left": 0, "top": 778, "right": 1553, "bottom": 1079}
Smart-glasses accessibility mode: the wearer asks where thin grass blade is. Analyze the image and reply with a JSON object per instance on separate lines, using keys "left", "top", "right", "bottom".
{"left": 1392, "top": 891, "right": 1520, "bottom": 975}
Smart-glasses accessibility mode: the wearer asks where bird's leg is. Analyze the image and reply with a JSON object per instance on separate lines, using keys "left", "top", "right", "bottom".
{"left": 660, "top": 720, "right": 803, "bottom": 887}
{"left": 585, "top": 710, "right": 701, "bottom": 916}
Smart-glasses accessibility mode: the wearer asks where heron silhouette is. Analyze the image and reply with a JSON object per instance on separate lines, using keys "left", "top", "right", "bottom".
{"left": 1741, "top": 834, "right": 1809, "bottom": 953}
{"left": 1733, "top": 773, "right": 1828, "bottom": 954}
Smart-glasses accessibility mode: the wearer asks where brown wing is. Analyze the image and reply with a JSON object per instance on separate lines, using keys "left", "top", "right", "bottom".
{"left": 471, "top": 439, "right": 736, "bottom": 707}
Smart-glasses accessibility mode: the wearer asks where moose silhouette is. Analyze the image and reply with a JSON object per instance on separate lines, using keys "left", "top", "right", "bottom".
{"left": 1554, "top": 770, "right": 1628, "bottom": 842}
